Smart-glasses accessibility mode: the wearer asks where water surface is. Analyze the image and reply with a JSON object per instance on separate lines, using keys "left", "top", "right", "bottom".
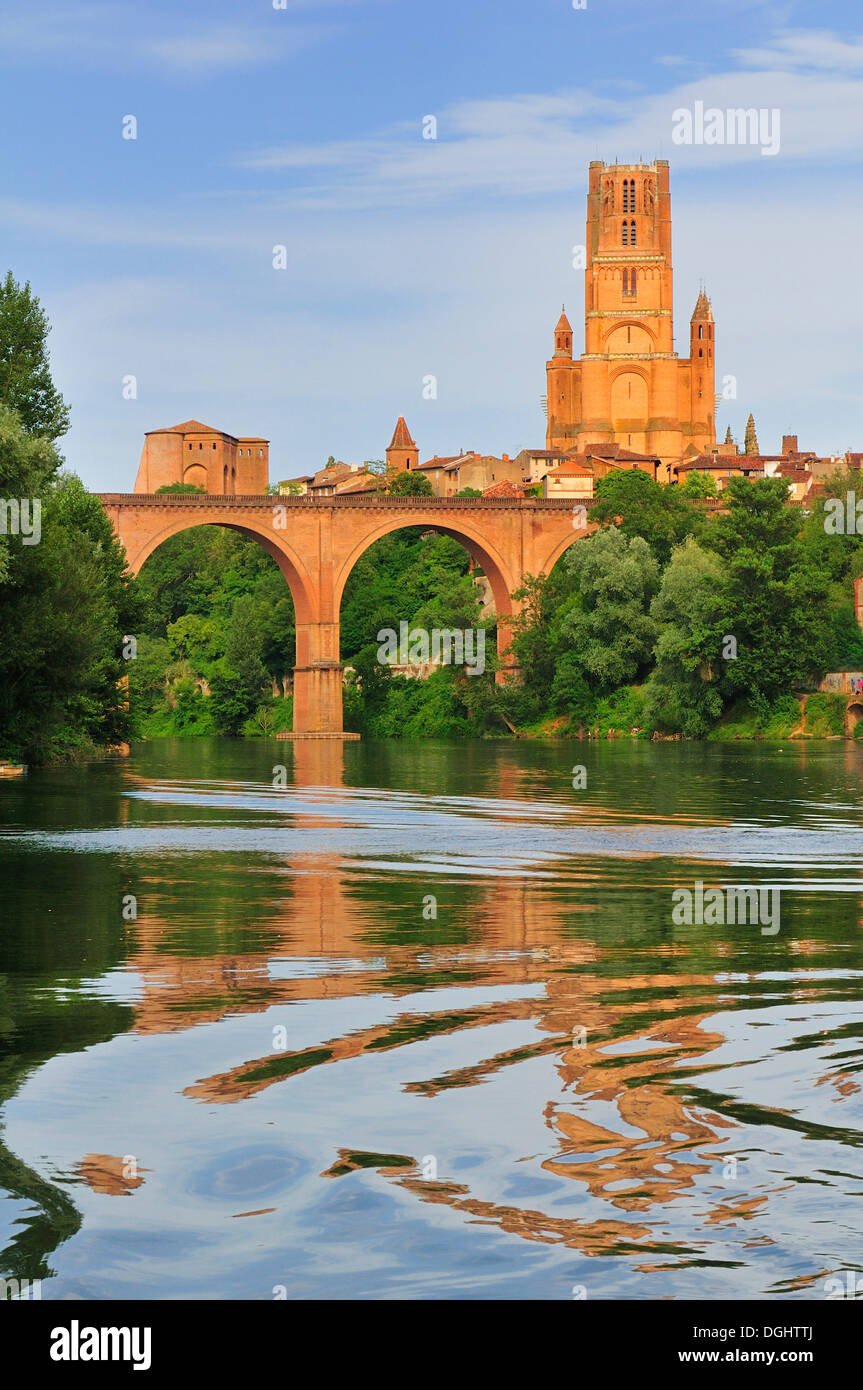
{"left": 1, "top": 738, "right": 862, "bottom": 1300}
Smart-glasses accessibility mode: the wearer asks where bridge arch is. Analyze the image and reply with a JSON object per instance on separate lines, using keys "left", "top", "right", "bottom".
{"left": 846, "top": 699, "right": 863, "bottom": 736}
{"left": 121, "top": 514, "right": 317, "bottom": 626}
{"left": 333, "top": 512, "right": 519, "bottom": 619}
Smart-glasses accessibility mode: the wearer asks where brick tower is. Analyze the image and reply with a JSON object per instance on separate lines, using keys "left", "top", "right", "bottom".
{"left": 546, "top": 160, "right": 716, "bottom": 473}
{"left": 385, "top": 416, "right": 419, "bottom": 479}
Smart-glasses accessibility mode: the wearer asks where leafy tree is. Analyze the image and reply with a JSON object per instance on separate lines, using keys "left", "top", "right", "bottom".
{"left": 643, "top": 538, "right": 726, "bottom": 735}
{"left": 208, "top": 595, "right": 269, "bottom": 735}
{"left": 703, "top": 478, "right": 831, "bottom": 703}
{"left": 679, "top": 468, "right": 717, "bottom": 498}
{"left": 388, "top": 470, "right": 432, "bottom": 497}
{"left": 0, "top": 436, "right": 137, "bottom": 759}
{"left": 589, "top": 468, "right": 699, "bottom": 564}
{"left": 156, "top": 482, "right": 206, "bottom": 495}
{"left": 562, "top": 527, "right": 659, "bottom": 689}
{"left": 0, "top": 272, "right": 70, "bottom": 439}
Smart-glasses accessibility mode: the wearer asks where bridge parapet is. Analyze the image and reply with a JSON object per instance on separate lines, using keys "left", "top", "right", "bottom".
{"left": 97, "top": 493, "right": 589, "bottom": 510}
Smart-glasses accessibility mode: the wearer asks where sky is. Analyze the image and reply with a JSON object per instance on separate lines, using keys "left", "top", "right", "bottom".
{"left": 1, "top": 0, "right": 862, "bottom": 489}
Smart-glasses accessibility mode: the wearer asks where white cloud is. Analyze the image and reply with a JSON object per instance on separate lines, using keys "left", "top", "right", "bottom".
{"left": 0, "top": 3, "right": 337, "bottom": 74}
{"left": 733, "top": 29, "right": 863, "bottom": 72}
{"left": 238, "top": 47, "right": 863, "bottom": 209}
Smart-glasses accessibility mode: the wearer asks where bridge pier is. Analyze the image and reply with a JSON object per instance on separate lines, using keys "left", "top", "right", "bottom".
{"left": 293, "top": 622, "right": 343, "bottom": 733}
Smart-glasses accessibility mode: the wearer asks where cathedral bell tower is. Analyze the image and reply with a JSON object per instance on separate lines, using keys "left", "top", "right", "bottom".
{"left": 545, "top": 160, "right": 716, "bottom": 470}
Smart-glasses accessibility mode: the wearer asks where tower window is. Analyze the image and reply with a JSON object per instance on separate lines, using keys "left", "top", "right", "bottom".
{"left": 699, "top": 348, "right": 703, "bottom": 357}
{"left": 630, "top": 220, "right": 637, "bottom": 246}
{"left": 698, "top": 324, "right": 703, "bottom": 339}
{"left": 622, "top": 269, "right": 628, "bottom": 295}
{"left": 630, "top": 268, "right": 637, "bottom": 298}
{"left": 622, "top": 221, "right": 629, "bottom": 245}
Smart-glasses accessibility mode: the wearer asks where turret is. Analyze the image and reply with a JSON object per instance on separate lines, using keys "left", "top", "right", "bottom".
{"left": 689, "top": 287, "right": 716, "bottom": 448}
{"left": 554, "top": 307, "right": 573, "bottom": 359}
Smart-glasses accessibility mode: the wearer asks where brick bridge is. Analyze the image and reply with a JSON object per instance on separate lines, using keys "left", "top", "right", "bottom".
{"left": 98, "top": 493, "right": 593, "bottom": 734}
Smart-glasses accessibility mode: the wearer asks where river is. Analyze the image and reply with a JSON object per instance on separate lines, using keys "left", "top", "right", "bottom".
{"left": 0, "top": 737, "right": 861, "bottom": 1300}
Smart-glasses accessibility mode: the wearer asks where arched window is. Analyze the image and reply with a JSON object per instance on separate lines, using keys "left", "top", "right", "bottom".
{"left": 622, "top": 269, "right": 629, "bottom": 295}
{"left": 630, "top": 220, "right": 637, "bottom": 246}
{"left": 698, "top": 324, "right": 703, "bottom": 339}
{"left": 630, "top": 268, "right": 637, "bottom": 299}
{"left": 622, "top": 221, "right": 629, "bottom": 246}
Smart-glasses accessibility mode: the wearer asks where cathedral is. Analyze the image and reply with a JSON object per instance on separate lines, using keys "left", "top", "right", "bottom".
{"left": 546, "top": 160, "right": 715, "bottom": 476}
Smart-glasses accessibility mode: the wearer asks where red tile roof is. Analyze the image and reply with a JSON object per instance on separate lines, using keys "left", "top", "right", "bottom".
{"left": 482, "top": 479, "right": 525, "bottom": 497}
{"left": 388, "top": 416, "right": 416, "bottom": 450}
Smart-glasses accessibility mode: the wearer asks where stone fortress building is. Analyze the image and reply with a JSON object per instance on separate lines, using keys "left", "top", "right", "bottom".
{"left": 134, "top": 420, "right": 269, "bottom": 494}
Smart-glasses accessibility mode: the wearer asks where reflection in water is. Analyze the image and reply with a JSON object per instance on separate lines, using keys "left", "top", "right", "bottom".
{"left": 0, "top": 738, "right": 862, "bottom": 1298}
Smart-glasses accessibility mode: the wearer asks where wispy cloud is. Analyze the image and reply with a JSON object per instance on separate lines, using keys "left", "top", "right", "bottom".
{"left": 237, "top": 40, "right": 863, "bottom": 210}
{"left": 733, "top": 29, "right": 863, "bottom": 72}
{"left": 0, "top": 2, "right": 341, "bottom": 74}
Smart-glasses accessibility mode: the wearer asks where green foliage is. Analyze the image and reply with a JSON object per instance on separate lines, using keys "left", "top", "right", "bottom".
{"left": 155, "top": 482, "right": 206, "bottom": 494}
{"left": 703, "top": 478, "right": 831, "bottom": 703}
{"left": 388, "top": 470, "right": 432, "bottom": 496}
{"left": 562, "top": 527, "right": 659, "bottom": 689}
{"left": 0, "top": 421, "right": 138, "bottom": 760}
{"left": 0, "top": 272, "right": 70, "bottom": 439}
{"left": 802, "top": 693, "right": 847, "bottom": 738}
{"left": 589, "top": 468, "right": 700, "bottom": 564}
{"left": 643, "top": 538, "right": 726, "bottom": 736}
{"left": 679, "top": 469, "right": 717, "bottom": 498}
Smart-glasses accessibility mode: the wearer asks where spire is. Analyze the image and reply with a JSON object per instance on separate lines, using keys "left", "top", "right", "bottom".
{"left": 724, "top": 425, "right": 733, "bottom": 445}
{"left": 555, "top": 306, "right": 572, "bottom": 332}
{"left": 691, "top": 287, "right": 713, "bottom": 321}
{"left": 744, "top": 413, "right": 759, "bottom": 456}
{"left": 388, "top": 416, "right": 415, "bottom": 450}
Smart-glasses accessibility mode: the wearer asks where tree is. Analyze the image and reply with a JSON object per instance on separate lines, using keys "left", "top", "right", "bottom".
{"left": 208, "top": 595, "right": 269, "bottom": 734}
{"left": 156, "top": 482, "right": 205, "bottom": 494}
{"left": 679, "top": 468, "right": 717, "bottom": 499}
{"left": 0, "top": 272, "right": 70, "bottom": 439}
{"left": 388, "top": 470, "right": 432, "bottom": 497}
{"left": 561, "top": 527, "right": 659, "bottom": 689}
{"left": 702, "top": 477, "right": 831, "bottom": 703}
{"left": 0, "top": 431, "right": 137, "bottom": 759}
{"left": 744, "top": 413, "right": 759, "bottom": 456}
{"left": 643, "top": 538, "right": 726, "bottom": 735}
{"left": 589, "top": 468, "right": 699, "bottom": 564}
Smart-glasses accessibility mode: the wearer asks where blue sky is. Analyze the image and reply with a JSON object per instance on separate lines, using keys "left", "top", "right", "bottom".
{"left": 1, "top": 0, "right": 861, "bottom": 488}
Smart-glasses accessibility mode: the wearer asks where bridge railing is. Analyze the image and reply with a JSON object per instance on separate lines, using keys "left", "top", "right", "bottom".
{"left": 96, "top": 493, "right": 592, "bottom": 509}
